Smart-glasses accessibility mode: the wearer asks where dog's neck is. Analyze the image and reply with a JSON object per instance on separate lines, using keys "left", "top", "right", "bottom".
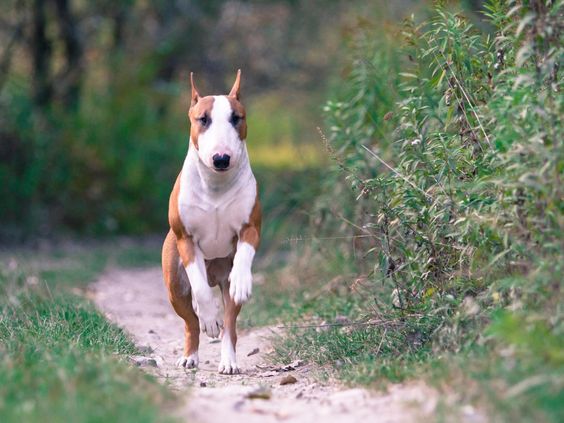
{"left": 183, "top": 141, "right": 253, "bottom": 196}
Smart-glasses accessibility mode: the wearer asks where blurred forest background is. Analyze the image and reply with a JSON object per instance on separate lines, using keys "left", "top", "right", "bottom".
{"left": 0, "top": 0, "right": 484, "bottom": 241}
{"left": 1, "top": 1, "right": 562, "bottom": 421}
{"left": 0, "top": 0, "right": 351, "bottom": 239}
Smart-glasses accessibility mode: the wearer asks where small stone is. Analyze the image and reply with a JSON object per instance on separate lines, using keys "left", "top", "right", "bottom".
{"left": 138, "top": 345, "right": 154, "bottom": 354}
{"left": 129, "top": 355, "right": 158, "bottom": 367}
{"left": 280, "top": 375, "right": 298, "bottom": 385}
{"left": 335, "top": 315, "right": 349, "bottom": 325}
{"left": 200, "top": 381, "right": 207, "bottom": 387}
{"left": 148, "top": 329, "right": 156, "bottom": 334}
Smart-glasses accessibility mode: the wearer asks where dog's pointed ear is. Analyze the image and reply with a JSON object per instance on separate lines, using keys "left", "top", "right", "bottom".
{"left": 190, "top": 72, "right": 200, "bottom": 106}
{"left": 228, "top": 69, "right": 242, "bottom": 100}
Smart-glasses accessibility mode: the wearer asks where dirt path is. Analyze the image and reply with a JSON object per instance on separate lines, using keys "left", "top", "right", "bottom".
{"left": 92, "top": 267, "right": 440, "bottom": 422}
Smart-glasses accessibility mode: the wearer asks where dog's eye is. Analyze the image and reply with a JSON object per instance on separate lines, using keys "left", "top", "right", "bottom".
{"left": 230, "top": 113, "right": 243, "bottom": 126}
{"left": 197, "top": 115, "right": 209, "bottom": 126}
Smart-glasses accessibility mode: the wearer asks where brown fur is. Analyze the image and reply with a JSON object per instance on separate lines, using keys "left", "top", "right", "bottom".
{"left": 240, "top": 185, "right": 261, "bottom": 249}
{"left": 226, "top": 96, "right": 248, "bottom": 141}
{"left": 162, "top": 229, "right": 200, "bottom": 357}
{"left": 188, "top": 96, "right": 215, "bottom": 150}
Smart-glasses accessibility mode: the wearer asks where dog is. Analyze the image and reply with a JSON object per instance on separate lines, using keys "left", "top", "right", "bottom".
{"left": 161, "top": 70, "right": 261, "bottom": 374}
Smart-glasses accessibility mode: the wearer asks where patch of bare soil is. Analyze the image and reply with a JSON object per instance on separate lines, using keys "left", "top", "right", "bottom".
{"left": 92, "top": 267, "right": 441, "bottom": 423}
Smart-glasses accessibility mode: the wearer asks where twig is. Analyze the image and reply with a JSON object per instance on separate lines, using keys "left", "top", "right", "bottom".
{"left": 375, "top": 328, "right": 387, "bottom": 356}
{"left": 432, "top": 46, "right": 493, "bottom": 149}
{"left": 504, "top": 374, "right": 564, "bottom": 399}
{"left": 284, "top": 234, "right": 375, "bottom": 243}
{"left": 361, "top": 145, "right": 432, "bottom": 199}
{"left": 277, "top": 320, "right": 403, "bottom": 330}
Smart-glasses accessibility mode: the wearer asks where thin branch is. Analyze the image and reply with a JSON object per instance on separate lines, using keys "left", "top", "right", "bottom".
{"left": 284, "top": 234, "right": 375, "bottom": 243}
{"left": 375, "top": 328, "right": 388, "bottom": 356}
{"left": 361, "top": 145, "right": 432, "bottom": 199}
{"left": 432, "top": 44, "right": 493, "bottom": 149}
{"left": 277, "top": 320, "right": 404, "bottom": 329}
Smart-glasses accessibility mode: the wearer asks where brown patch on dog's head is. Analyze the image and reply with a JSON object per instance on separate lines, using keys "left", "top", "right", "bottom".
{"left": 226, "top": 96, "right": 247, "bottom": 141}
{"left": 188, "top": 73, "right": 215, "bottom": 149}
{"left": 189, "top": 97, "right": 215, "bottom": 150}
{"left": 187, "top": 70, "right": 247, "bottom": 151}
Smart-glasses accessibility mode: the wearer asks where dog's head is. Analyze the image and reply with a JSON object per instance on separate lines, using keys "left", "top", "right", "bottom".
{"left": 188, "top": 70, "right": 247, "bottom": 173}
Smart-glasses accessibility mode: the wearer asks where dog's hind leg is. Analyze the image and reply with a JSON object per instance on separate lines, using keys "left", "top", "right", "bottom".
{"left": 162, "top": 230, "right": 200, "bottom": 368}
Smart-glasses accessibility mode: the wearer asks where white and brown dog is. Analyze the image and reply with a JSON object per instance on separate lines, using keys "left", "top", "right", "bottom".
{"left": 162, "top": 70, "right": 261, "bottom": 375}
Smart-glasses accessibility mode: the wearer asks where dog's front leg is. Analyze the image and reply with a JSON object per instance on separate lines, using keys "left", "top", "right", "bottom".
{"left": 229, "top": 202, "right": 261, "bottom": 304}
{"left": 179, "top": 237, "right": 223, "bottom": 338}
{"left": 229, "top": 241, "right": 256, "bottom": 304}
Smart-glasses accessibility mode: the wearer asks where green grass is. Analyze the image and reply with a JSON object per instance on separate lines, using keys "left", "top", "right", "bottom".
{"left": 245, "top": 251, "right": 563, "bottom": 422}
{"left": 0, "top": 239, "right": 174, "bottom": 423}
{"left": 245, "top": 235, "right": 563, "bottom": 421}
{"left": 244, "top": 250, "right": 438, "bottom": 383}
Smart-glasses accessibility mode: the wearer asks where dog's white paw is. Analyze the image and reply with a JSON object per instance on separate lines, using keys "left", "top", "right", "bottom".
{"left": 194, "top": 297, "right": 223, "bottom": 338}
{"left": 199, "top": 315, "right": 223, "bottom": 338}
{"left": 176, "top": 352, "right": 199, "bottom": 369}
{"left": 229, "top": 266, "right": 253, "bottom": 305}
{"left": 218, "top": 359, "right": 240, "bottom": 375}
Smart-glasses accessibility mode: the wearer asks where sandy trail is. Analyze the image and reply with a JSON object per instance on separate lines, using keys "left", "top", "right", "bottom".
{"left": 92, "top": 267, "right": 439, "bottom": 423}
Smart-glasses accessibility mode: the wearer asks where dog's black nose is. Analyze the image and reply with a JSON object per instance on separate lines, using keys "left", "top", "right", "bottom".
{"left": 212, "top": 154, "right": 231, "bottom": 170}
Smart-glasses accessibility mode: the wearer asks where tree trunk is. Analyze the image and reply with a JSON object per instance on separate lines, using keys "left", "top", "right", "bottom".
{"left": 52, "top": 0, "right": 82, "bottom": 108}
{"left": 31, "top": 0, "right": 52, "bottom": 107}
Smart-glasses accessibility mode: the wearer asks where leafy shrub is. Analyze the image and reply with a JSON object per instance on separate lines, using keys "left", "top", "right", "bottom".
{"left": 276, "top": 4, "right": 563, "bottom": 418}
{"left": 318, "top": 0, "right": 562, "bottom": 341}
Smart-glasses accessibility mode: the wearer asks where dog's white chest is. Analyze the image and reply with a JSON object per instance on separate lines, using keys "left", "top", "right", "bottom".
{"left": 178, "top": 177, "right": 256, "bottom": 260}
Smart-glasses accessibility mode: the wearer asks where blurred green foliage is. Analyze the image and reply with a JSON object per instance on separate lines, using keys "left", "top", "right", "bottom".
{"left": 1, "top": 63, "right": 185, "bottom": 236}
{"left": 0, "top": 0, "right": 355, "bottom": 240}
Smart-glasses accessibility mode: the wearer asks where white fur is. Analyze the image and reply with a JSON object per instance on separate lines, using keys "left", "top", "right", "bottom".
{"left": 178, "top": 140, "right": 256, "bottom": 261}
{"left": 197, "top": 96, "right": 246, "bottom": 171}
{"left": 184, "top": 247, "right": 222, "bottom": 338}
{"left": 177, "top": 95, "right": 257, "bottom": 339}
{"left": 176, "top": 352, "right": 199, "bottom": 369}
{"left": 229, "top": 242, "right": 255, "bottom": 304}
{"left": 218, "top": 331, "right": 239, "bottom": 374}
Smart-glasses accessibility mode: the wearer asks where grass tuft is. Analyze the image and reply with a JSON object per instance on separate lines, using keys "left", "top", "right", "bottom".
{"left": 0, "top": 241, "right": 174, "bottom": 423}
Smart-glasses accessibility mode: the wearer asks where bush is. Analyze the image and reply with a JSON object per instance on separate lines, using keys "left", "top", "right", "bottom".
{"left": 318, "top": 0, "right": 562, "bottom": 341}
{"left": 281, "top": 2, "right": 563, "bottom": 418}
